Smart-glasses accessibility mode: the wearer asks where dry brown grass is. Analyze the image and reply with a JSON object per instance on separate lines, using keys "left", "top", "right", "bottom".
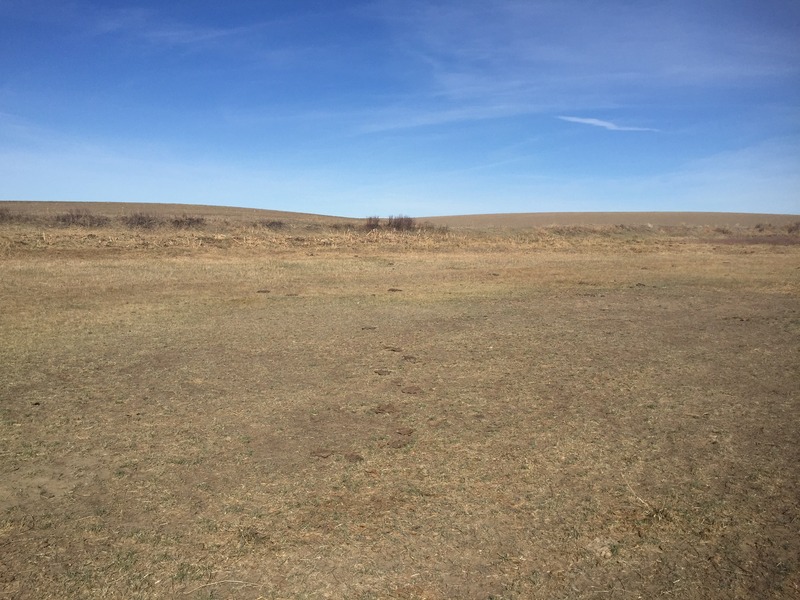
{"left": 422, "top": 211, "right": 800, "bottom": 229}
{"left": 1, "top": 202, "right": 799, "bottom": 599}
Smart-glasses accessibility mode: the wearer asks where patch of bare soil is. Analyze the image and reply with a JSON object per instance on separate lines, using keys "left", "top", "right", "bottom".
{"left": 1, "top": 209, "right": 798, "bottom": 599}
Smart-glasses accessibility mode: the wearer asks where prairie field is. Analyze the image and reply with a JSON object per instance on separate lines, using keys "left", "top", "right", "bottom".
{"left": 1, "top": 202, "right": 799, "bottom": 599}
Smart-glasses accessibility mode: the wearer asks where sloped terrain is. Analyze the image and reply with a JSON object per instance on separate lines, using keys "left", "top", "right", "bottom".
{"left": 1, "top": 203, "right": 798, "bottom": 598}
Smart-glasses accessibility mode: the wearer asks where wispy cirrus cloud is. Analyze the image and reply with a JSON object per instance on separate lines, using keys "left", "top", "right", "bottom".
{"left": 557, "top": 116, "right": 659, "bottom": 132}
{"left": 92, "top": 8, "right": 266, "bottom": 50}
{"left": 373, "top": 0, "right": 800, "bottom": 121}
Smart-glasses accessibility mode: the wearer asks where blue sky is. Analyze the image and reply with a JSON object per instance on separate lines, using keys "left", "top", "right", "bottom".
{"left": 1, "top": 0, "right": 798, "bottom": 217}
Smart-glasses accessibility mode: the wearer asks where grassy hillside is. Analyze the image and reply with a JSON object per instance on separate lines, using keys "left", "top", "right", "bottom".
{"left": 2, "top": 203, "right": 799, "bottom": 598}
{"left": 2, "top": 201, "right": 798, "bottom": 258}
{"left": 423, "top": 211, "right": 800, "bottom": 228}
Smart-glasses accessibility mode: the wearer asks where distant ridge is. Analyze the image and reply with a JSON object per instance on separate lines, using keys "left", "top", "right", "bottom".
{"left": 0, "top": 200, "right": 357, "bottom": 225}
{"left": 1, "top": 201, "right": 797, "bottom": 228}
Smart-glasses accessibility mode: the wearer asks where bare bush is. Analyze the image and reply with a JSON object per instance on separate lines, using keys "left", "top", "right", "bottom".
{"left": 363, "top": 215, "right": 440, "bottom": 233}
{"left": 256, "top": 219, "right": 285, "bottom": 230}
{"left": 386, "top": 215, "right": 416, "bottom": 231}
{"left": 54, "top": 210, "right": 110, "bottom": 228}
{"left": 0, "top": 207, "right": 19, "bottom": 223}
{"left": 170, "top": 215, "right": 206, "bottom": 229}
{"left": 121, "top": 213, "right": 162, "bottom": 229}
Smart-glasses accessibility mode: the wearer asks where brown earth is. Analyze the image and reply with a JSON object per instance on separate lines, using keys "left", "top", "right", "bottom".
{"left": 1, "top": 202, "right": 799, "bottom": 599}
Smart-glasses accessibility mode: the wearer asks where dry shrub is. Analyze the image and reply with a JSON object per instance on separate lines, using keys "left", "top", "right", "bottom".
{"left": 0, "top": 207, "right": 20, "bottom": 223}
{"left": 170, "top": 215, "right": 206, "bottom": 229}
{"left": 0, "top": 207, "right": 42, "bottom": 225}
{"left": 328, "top": 222, "right": 358, "bottom": 232}
{"left": 256, "top": 219, "right": 285, "bottom": 230}
{"left": 121, "top": 212, "right": 163, "bottom": 229}
{"left": 386, "top": 215, "right": 416, "bottom": 231}
{"left": 364, "top": 215, "right": 416, "bottom": 231}
{"left": 546, "top": 225, "right": 597, "bottom": 237}
{"left": 363, "top": 215, "right": 428, "bottom": 232}
{"left": 54, "top": 210, "right": 111, "bottom": 228}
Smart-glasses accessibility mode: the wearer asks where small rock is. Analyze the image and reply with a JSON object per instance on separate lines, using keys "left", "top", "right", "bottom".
{"left": 383, "top": 345, "right": 402, "bottom": 352}
{"left": 586, "top": 537, "right": 616, "bottom": 559}
{"left": 374, "top": 369, "right": 392, "bottom": 376}
{"left": 401, "top": 385, "right": 423, "bottom": 395}
{"left": 374, "top": 403, "right": 398, "bottom": 414}
{"left": 362, "top": 326, "right": 377, "bottom": 330}
{"left": 311, "top": 449, "right": 334, "bottom": 458}
{"left": 388, "top": 288, "right": 403, "bottom": 292}
{"left": 388, "top": 438, "right": 410, "bottom": 449}
{"left": 344, "top": 453, "right": 364, "bottom": 463}
{"left": 396, "top": 427, "right": 414, "bottom": 436}
{"left": 256, "top": 289, "right": 270, "bottom": 293}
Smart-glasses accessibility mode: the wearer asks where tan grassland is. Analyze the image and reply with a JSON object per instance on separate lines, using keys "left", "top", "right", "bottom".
{"left": 423, "top": 211, "right": 800, "bottom": 229}
{"left": 1, "top": 201, "right": 799, "bottom": 599}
